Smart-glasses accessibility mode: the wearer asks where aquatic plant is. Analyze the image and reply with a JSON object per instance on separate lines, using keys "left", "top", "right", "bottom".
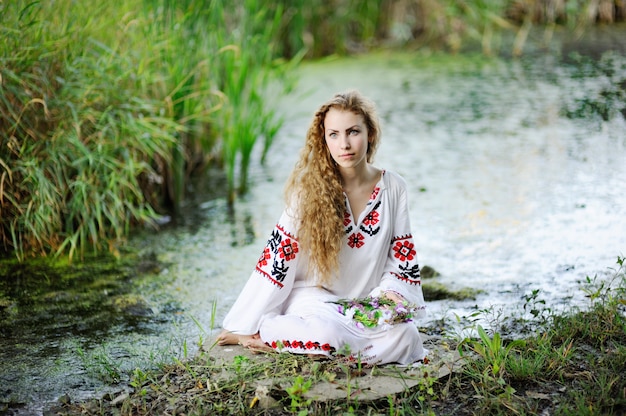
{"left": 446, "top": 256, "right": 626, "bottom": 415}
{"left": 459, "top": 324, "right": 526, "bottom": 380}
{"left": 285, "top": 375, "right": 313, "bottom": 414}
{"left": 0, "top": 0, "right": 293, "bottom": 259}
{"left": 0, "top": 1, "right": 180, "bottom": 260}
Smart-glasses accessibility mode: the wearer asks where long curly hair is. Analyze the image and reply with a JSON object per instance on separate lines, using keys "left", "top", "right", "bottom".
{"left": 284, "top": 90, "right": 381, "bottom": 285}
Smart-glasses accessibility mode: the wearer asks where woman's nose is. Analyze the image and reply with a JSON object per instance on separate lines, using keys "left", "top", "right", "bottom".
{"left": 340, "top": 135, "right": 350, "bottom": 149}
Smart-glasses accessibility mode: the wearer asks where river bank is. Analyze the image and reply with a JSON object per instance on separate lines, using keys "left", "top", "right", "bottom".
{"left": 50, "top": 257, "right": 626, "bottom": 415}
{"left": 2, "top": 35, "right": 625, "bottom": 414}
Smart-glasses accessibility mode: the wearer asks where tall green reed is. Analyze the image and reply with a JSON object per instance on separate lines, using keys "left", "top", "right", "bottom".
{"left": 1, "top": 2, "right": 180, "bottom": 260}
{"left": 140, "top": 0, "right": 223, "bottom": 211}
{"left": 1, "top": 0, "right": 296, "bottom": 259}
{"left": 214, "top": 3, "right": 291, "bottom": 201}
{"left": 140, "top": 0, "right": 294, "bottom": 203}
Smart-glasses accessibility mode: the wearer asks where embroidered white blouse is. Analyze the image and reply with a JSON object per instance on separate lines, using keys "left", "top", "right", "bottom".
{"left": 222, "top": 169, "right": 426, "bottom": 337}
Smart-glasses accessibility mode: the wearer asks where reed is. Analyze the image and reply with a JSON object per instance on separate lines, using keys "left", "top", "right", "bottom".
{"left": 1, "top": 2, "right": 183, "bottom": 258}
{"left": 139, "top": 0, "right": 225, "bottom": 210}
{"left": 1, "top": 0, "right": 291, "bottom": 259}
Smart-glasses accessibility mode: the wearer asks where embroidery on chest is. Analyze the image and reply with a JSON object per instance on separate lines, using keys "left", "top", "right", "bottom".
{"left": 345, "top": 199, "right": 382, "bottom": 249}
{"left": 360, "top": 200, "right": 381, "bottom": 236}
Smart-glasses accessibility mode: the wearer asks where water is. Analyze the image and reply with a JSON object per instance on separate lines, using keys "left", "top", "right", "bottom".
{"left": 2, "top": 42, "right": 626, "bottom": 414}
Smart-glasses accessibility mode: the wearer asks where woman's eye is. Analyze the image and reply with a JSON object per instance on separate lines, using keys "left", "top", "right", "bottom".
{"left": 349, "top": 129, "right": 359, "bottom": 135}
{"left": 328, "top": 132, "right": 337, "bottom": 138}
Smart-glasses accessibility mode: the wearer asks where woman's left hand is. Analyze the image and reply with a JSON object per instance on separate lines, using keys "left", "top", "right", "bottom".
{"left": 382, "top": 290, "right": 406, "bottom": 304}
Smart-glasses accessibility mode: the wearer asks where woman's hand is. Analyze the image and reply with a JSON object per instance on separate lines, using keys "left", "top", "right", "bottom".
{"left": 382, "top": 290, "right": 406, "bottom": 304}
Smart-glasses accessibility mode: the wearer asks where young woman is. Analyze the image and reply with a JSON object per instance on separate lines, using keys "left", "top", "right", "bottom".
{"left": 217, "top": 90, "right": 427, "bottom": 365}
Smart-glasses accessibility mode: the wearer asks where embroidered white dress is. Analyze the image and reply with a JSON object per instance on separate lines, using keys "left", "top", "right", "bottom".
{"left": 222, "top": 170, "right": 427, "bottom": 365}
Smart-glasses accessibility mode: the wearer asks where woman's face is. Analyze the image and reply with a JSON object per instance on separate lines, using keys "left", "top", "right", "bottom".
{"left": 323, "top": 108, "right": 370, "bottom": 170}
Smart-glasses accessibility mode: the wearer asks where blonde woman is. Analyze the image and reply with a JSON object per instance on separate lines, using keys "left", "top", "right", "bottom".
{"left": 217, "top": 90, "right": 426, "bottom": 365}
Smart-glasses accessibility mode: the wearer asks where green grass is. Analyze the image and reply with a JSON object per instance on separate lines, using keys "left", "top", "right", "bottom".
{"left": 48, "top": 257, "right": 626, "bottom": 415}
{"left": 446, "top": 256, "right": 626, "bottom": 415}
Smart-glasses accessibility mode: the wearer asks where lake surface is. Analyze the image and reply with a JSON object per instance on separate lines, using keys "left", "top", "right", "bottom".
{"left": 2, "top": 39, "right": 625, "bottom": 414}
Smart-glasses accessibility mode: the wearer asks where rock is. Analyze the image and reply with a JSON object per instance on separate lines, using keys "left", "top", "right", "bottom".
{"left": 422, "top": 281, "right": 481, "bottom": 301}
{"left": 200, "top": 335, "right": 463, "bottom": 402}
{"left": 253, "top": 383, "right": 279, "bottom": 409}
{"left": 420, "top": 265, "right": 440, "bottom": 279}
{"left": 110, "top": 392, "right": 129, "bottom": 406}
{"left": 112, "top": 294, "right": 153, "bottom": 317}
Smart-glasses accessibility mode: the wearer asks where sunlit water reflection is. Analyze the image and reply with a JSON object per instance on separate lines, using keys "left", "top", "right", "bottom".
{"left": 142, "top": 49, "right": 625, "bottom": 367}
{"left": 200, "top": 51, "right": 626, "bottom": 326}
{"left": 2, "top": 48, "right": 625, "bottom": 414}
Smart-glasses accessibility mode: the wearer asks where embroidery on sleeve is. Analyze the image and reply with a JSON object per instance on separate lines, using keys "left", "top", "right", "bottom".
{"left": 391, "top": 234, "right": 421, "bottom": 285}
{"left": 255, "top": 223, "right": 298, "bottom": 288}
{"left": 392, "top": 262, "right": 421, "bottom": 284}
{"left": 393, "top": 237, "right": 416, "bottom": 261}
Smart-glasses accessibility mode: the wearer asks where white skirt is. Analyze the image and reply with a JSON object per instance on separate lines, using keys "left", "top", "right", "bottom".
{"left": 258, "top": 286, "right": 426, "bottom": 365}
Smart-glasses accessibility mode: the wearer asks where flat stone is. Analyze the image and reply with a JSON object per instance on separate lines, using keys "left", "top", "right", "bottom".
{"left": 200, "top": 335, "right": 463, "bottom": 402}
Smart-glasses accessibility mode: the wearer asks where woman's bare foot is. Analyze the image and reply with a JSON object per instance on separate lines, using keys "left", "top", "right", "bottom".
{"left": 241, "top": 333, "right": 274, "bottom": 353}
{"left": 216, "top": 331, "right": 271, "bottom": 352}
{"left": 216, "top": 330, "right": 239, "bottom": 346}
{"left": 216, "top": 330, "right": 258, "bottom": 346}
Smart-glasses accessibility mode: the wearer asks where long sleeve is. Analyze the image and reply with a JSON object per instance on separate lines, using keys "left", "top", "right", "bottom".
{"left": 222, "top": 210, "right": 301, "bottom": 334}
{"left": 368, "top": 175, "right": 426, "bottom": 318}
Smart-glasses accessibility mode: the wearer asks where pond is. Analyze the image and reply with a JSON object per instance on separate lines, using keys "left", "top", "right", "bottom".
{"left": 1, "top": 33, "right": 625, "bottom": 414}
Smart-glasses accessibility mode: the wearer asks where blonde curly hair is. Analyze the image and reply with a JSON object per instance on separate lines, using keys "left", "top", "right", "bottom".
{"left": 284, "top": 90, "right": 381, "bottom": 285}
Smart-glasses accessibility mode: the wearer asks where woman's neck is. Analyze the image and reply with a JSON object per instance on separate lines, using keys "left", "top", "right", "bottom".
{"left": 340, "top": 163, "right": 379, "bottom": 192}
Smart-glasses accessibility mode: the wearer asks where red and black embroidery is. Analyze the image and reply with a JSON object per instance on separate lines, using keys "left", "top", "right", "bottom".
{"left": 393, "top": 238, "right": 416, "bottom": 261}
{"left": 270, "top": 258, "right": 290, "bottom": 284}
{"left": 268, "top": 228, "right": 282, "bottom": 252}
{"left": 393, "top": 262, "right": 421, "bottom": 285}
{"left": 257, "top": 247, "right": 271, "bottom": 267}
{"left": 344, "top": 209, "right": 353, "bottom": 235}
{"left": 359, "top": 200, "right": 381, "bottom": 237}
{"left": 279, "top": 238, "right": 299, "bottom": 261}
{"left": 368, "top": 186, "right": 380, "bottom": 202}
{"left": 270, "top": 339, "right": 336, "bottom": 354}
{"left": 347, "top": 232, "right": 365, "bottom": 248}
{"left": 346, "top": 200, "right": 381, "bottom": 249}
{"left": 391, "top": 234, "right": 421, "bottom": 285}
{"left": 256, "top": 224, "right": 299, "bottom": 287}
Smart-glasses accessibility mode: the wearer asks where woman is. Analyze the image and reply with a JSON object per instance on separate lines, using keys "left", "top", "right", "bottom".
{"left": 217, "top": 90, "right": 427, "bottom": 365}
